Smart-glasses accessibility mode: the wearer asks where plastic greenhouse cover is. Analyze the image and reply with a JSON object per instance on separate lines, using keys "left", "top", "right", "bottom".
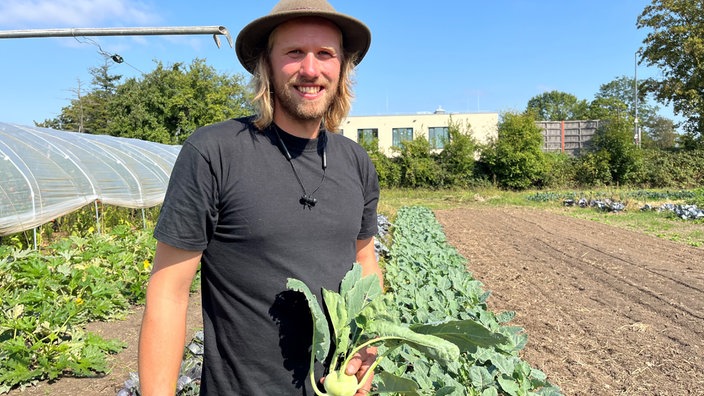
{"left": 0, "top": 122, "right": 181, "bottom": 235}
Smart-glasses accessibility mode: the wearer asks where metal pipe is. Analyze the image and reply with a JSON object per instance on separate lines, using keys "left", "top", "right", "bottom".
{"left": 0, "top": 25, "right": 233, "bottom": 48}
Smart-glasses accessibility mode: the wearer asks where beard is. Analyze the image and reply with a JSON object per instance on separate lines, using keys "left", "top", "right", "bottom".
{"left": 273, "top": 78, "right": 337, "bottom": 122}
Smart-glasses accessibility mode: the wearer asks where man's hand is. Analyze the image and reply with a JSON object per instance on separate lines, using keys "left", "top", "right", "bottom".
{"left": 345, "top": 346, "right": 378, "bottom": 395}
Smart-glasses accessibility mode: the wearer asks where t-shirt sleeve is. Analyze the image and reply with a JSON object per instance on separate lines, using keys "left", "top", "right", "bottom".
{"left": 357, "top": 154, "right": 380, "bottom": 240}
{"left": 153, "top": 141, "right": 219, "bottom": 251}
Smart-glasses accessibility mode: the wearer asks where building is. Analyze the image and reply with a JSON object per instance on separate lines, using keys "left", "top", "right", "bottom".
{"left": 537, "top": 120, "right": 601, "bottom": 156}
{"left": 340, "top": 107, "right": 499, "bottom": 154}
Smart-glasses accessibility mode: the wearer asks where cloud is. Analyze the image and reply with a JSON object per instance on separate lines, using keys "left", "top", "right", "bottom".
{"left": 0, "top": 0, "right": 160, "bottom": 28}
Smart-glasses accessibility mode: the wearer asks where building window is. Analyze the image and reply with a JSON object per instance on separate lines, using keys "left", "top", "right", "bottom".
{"left": 429, "top": 126, "right": 449, "bottom": 149}
{"left": 392, "top": 127, "right": 413, "bottom": 147}
{"left": 357, "top": 128, "right": 378, "bottom": 147}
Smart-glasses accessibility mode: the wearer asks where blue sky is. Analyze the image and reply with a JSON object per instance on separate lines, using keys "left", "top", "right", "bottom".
{"left": 0, "top": 0, "right": 672, "bottom": 126}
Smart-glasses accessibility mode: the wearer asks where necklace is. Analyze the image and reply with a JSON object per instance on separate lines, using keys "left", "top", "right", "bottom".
{"left": 273, "top": 126, "right": 327, "bottom": 209}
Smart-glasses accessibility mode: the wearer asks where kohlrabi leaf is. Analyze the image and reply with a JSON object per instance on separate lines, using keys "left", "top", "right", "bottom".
{"left": 373, "top": 371, "right": 421, "bottom": 395}
{"left": 368, "top": 320, "right": 460, "bottom": 364}
{"left": 340, "top": 263, "right": 363, "bottom": 296}
{"left": 322, "top": 288, "right": 350, "bottom": 360}
{"left": 286, "top": 278, "right": 330, "bottom": 363}
{"left": 410, "top": 319, "right": 509, "bottom": 350}
{"left": 345, "top": 272, "right": 383, "bottom": 322}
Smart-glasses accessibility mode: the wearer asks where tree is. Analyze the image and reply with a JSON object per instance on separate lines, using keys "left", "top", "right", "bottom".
{"left": 106, "top": 59, "right": 253, "bottom": 143}
{"left": 37, "top": 59, "right": 252, "bottom": 143}
{"left": 637, "top": 0, "right": 704, "bottom": 148}
{"left": 644, "top": 115, "right": 678, "bottom": 149}
{"left": 594, "top": 75, "right": 659, "bottom": 124}
{"left": 480, "top": 112, "right": 546, "bottom": 190}
{"left": 586, "top": 97, "right": 630, "bottom": 121}
{"left": 526, "top": 90, "right": 589, "bottom": 121}
{"left": 582, "top": 116, "right": 643, "bottom": 185}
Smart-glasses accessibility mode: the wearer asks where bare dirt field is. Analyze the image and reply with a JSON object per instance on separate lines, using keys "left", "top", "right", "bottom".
{"left": 435, "top": 207, "right": 704, "bottom": 396}
{"left": 8, "top": 207, "right": 704, "bottom": 395}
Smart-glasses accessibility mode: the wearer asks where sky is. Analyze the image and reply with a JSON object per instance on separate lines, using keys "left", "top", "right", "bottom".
{"left": 0, "top": 0, "right": 674, "bottom": 126}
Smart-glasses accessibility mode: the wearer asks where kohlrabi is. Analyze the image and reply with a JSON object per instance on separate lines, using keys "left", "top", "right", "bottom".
{"left": 287, "top": 263, "right": 507, "bottom": 396}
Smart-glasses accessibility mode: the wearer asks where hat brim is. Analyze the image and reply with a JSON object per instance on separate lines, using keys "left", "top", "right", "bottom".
{"left": 236, "top": 10, "right": 371, "bottom": 74}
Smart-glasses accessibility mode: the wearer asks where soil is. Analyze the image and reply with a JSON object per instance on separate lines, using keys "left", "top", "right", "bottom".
{"left": 6, "top": 292, "right": 204, "bottom": 396}
{"left": 8, "top": 207, "right": 704, "bottom": 395}
{"left": 435, "top": 207, "right": 704, "bottom": 396}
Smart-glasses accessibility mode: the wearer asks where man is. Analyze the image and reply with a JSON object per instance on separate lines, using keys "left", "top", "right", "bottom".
{"left": 138, "top": 0, "right": 382, "bottom": 395}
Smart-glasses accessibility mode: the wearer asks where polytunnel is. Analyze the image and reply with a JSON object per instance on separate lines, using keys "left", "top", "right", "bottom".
{"left": 0, "top": 122, "right": 181, "bottom": 236}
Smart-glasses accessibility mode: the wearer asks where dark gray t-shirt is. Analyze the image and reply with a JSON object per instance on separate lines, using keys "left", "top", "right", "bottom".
{"left": 153, "top": 117, "right": 379, "bottom": 395}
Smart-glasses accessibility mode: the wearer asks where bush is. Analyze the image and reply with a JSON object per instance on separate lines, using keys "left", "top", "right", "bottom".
{"left": 538, "top": 152, "right": 576, "bottom": 188}
{"left": 360, "top": 138, "right": 402, "bottom": 188}
{"left": 586, "top": 117, "right": 643, "bottom": 185}
{"left": 480, "top": 112, "right": 547, "bottom": 190}
{"left": 639, "top": 149, "right": 704, "bottom": 188}
{"left": 393, "top": 137, "right": 445, "bottom": 188}
{"left": 437, "top": 119, "right": 479, "bottom": 187}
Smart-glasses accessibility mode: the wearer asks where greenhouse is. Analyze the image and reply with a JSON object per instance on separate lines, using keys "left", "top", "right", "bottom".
{"left": 0, "top": 122, "right": 181, "bottom": 236}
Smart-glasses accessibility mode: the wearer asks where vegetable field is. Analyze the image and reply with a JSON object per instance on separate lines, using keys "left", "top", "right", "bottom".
{"left": 435, "top": 207, "right": 704, "bottom": 395}
{"left": 4, "top": 202, "right": 703, "bottom": 395}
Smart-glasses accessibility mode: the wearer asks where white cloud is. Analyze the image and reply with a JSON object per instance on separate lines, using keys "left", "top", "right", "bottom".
{"left": 0, "top": 0, "right": 160, "bottom": 28}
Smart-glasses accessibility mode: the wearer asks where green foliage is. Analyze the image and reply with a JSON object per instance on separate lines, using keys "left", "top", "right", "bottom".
{"left": 0, "top": 226, "right": 163, "bottom": 391}
{"left": 538, "top": 152, "right": 575, "bottom": 188}
{"left": 572, "top": 150, "right": 614, "bottom": 186}
{"left": 689, "top": 188, "right": 704, "bottom": 207}
{"left": 393, "top": 137, "right": 445, "bottom": 188}
{"left": 525, "top": 189, "right": 698, "bottom": 203}
{"left": 480, "top": 112, "right": 547, "bottom": 190}
{"left": 38, "top": 59, "right": 253, "bottom": 144}
{"left": 581, "top": 117, "right": 643, "bottom": 185}
{"left": 526, "top": 90, "right": 589, "bottom": 121}
{"left": 382, "top": 206, "right": 562, "bottom": 395}
{"left": 638, "top": 149, "right": 704, "bottom": 188}
{"left": 438, "top": 120, "right": 479, "bottom": 188}
{"left": 637, "top": 0, "right": 704, "bottom": 148}
{"left": 289, "top": 263, "right": 472, "bottom": 395}
{"left": 1, "top": 205, "right": 161, "bottom": 250}
{"left": 643, "top": 115, "right": 678, "bottom": 149}
{"left": 360, "top": 138, "right": 402, "bottom": 188}
{"left": 594, "top": 75, "right": 659, "bottom": 123}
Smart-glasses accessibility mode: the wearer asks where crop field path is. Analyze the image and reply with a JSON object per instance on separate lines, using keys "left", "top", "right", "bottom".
{"left": 435, "top": 207, "right": 704, "bottom": 395}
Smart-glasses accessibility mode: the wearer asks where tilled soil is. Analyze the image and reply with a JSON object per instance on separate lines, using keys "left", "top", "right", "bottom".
{"left": 435, "top": 207, "right": 704, "bottom": 396}
{"left": 8, "top": 207, "right": 704, "bottom": 395}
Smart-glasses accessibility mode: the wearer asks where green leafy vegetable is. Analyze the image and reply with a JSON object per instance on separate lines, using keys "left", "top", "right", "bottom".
{"left": 287, "top": 263, "right": 504, "bottom": 396}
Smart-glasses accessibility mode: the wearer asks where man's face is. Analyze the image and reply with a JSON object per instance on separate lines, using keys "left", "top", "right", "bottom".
{"left": 269, "top": 17, "right": 342, "bottom": 125}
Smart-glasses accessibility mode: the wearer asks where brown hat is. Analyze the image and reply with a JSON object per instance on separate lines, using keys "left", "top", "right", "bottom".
{"left": 235, "top": 0, "right": 371, "bottom": 74}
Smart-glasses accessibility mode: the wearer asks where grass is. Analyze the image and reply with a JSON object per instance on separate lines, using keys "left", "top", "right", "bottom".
{"left": 379, "top": 187, "right": 704, "bottom": 248}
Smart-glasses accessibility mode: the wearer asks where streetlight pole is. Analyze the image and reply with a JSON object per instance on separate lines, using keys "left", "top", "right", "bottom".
{"left": 634, "top": 50, "right": 641, "bottom": 148}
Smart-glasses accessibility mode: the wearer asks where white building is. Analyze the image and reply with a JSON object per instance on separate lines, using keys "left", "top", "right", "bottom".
{"left": 340, "top": 107, "right": 498, "bottom": 154}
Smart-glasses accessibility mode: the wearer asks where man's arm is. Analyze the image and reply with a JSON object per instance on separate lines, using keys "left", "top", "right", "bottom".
{"left": 138, "top": 241, "right": 201, "bottom": 396}
{"left": 355, "top": 236, "right": 383, "bottom": 288}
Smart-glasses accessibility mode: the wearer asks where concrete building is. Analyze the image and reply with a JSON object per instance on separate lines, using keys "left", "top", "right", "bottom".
{"left": 340, "top": 107, "right": 499, "bottom": 154}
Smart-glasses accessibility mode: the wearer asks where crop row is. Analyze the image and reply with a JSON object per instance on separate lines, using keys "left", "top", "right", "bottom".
{"left": 381, "top": 206, "right": 562, "bottom": 395}
{"left": 2, "top": 208, "right": 563, "bottom": 395}
{"left": 526, "top": 189, "right": 702, "bottom": 203}
{"left": 0, "top": 226, "right": 159, "bottom": 393}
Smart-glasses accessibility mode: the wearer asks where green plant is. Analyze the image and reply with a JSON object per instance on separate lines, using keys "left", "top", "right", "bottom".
{"left": 383, "top": 206, "right": 562, "bottom": 395}
{"left": 393, "top": 137, "right": 445, "bottom": 188}
{"left": 288, "top": 264, "right": 505, "bottom": 395}
{"left": 480, "top": 112, "right": 547, "bottom": 190}
{"left": 0, "top": 226, "right": 160, "bottom": 391}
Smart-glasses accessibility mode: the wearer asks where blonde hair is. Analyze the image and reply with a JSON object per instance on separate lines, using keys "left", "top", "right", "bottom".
{"left": 250, "top": 27, "right": 358, "bottom": 133}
